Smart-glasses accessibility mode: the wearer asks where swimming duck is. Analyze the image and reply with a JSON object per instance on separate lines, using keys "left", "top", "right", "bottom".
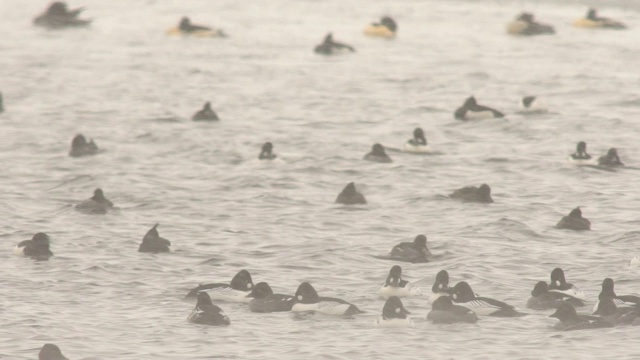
{"left": 364, "top": 16, "right": 397, "bottom": 39}
{"left": 592, "top": 278, "right": 640, "bottom": 314}
{"left": 431, "top": 270, "right": 451, "bottom": 303}
{"left": 454, "top": 96, "right": 504, "bottom": 120}
{"left": 188, "top": 292, "right": 230, "bottom": 326}
{"left": 168, "top": 17, "right": 226, "bottom": 37}
{"left": 192, "top": 102, "right": 219, "bottom": 121}
{"left": 291, "top": 282, "right": 362, "bottom": 316}
{"left": 185, "top": 269, "right": 254, "bottom": 303}
{"left": 548, "top": 268, "right": 586, "bottom": 306}
{"left": 39, "top": 343, "right": 68, "bottom": 360}
{"left": 592, "top": 296, "right": 640, "bottom": 326}
{"left": 518, "top": 96, "right": 547, "bottom": 114}
{"left": 379, "top": 265, "right": 423, "bottom": 298}
{"left": 13, "top": 232, "right": 53, "bottom": 259}
{"left": 138, "top": 223, "right": 171, "bottom": 253}
{"left": 549, "top": 302, "right": 610, "bottom": 331}
{"left": 598, "top": 148, "right": 623, "bottom": 167}
{"left": 75, "top": 188, "right": 114, "bottom": 214}
{"left": 569, "top": 141, "right": 595, "bottom": 164}
{"left": 246, "top": 282, "right": 295, "bottom": 313}
{"left": 556, "top": 207, "right": 591, "bottom": 231}
{"left": 427, "top": 296, "right": 478, "bottom": 324}
{"left": 314, "top": 33, "right": 355, "bottom": 55}
{"left": 526, "top": 281, "right": 564, "bottom": 310}
{"left": 33, "top": 2, "right": 91, "bottom": 29}
{"left": 507, "top": 12, "right": 555, "bottom": 35}
{"left": 335, "top": 182, "right": 366, "bottom": 205}
{"left": 450, "top": 281, "right": 525, "bottom": 317}
{"left": 389, "top": 234, "right": 431, "bottom": 263}
{"left": 69, "top": 134, "right": 98, "bottom": 157}
{"left": 573, "top": 8, "right": 626, "bottom": 30}
{"left": 259, "top": 142, "right": 277, "bottom": 160}
{"left": 364, "top": 143, "right": 392, "bottom": 163}
{"left": 374, "top": 296, "right": 414, "bottom": 328}
{"left": 403, "top": 127, "right": 433, "bottom": 153}
{"left": 450, "top": 184, "right": 493, "bottom": 203}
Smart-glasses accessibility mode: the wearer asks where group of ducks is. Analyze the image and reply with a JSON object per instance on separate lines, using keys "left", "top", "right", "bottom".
{"left": 507, "top": 8, "right": 627, "bottom": 36}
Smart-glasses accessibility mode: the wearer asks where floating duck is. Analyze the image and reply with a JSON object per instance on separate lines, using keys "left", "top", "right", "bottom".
{"left": 168, "top": 17, "right": 226, "bottom": 38}
{"left": 573, "top": 8, "right": 626, "bottom": 30}
{"left": 507, "top": 13, "right": 555, "bottom": 35}
{"left": 364, "top": 16, "right": 397, "bottom": 39}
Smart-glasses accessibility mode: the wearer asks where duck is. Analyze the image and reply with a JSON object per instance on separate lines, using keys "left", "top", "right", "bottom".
{"left": 549, "top": 302, "right": 610, "bottom": 331}
{"left": 568, "top": 141, "right": 595, "bottom": 165}
{"left": 314, "top": 33, "right": 355, "bottom": 55}
{"left": 75, "top": 188, "right": 114, "bottom": 214}
{"left": 548, "top": 268, "right": 586, "bottom": 306}
{"left": 592, "top": 296, "right": 640, "bottom": 326}
{"left": 13, "top": 232, "right": 53, "bottom": 259}
{"left": 556, "top": 207, "right": 591, "bottom": 231}
{"left": 364, "top": 143, "right": 392, "bottom": 163}
{"left": 0, "top": 91, "right": 4, "bottom": 113}
{"left": 431, "top": 270, "right": 451, "bottom": 303}
{"left": 403, "top": 128, "right": 433, "bottom": 153}
{"left": 374, "top": 296, "right": 414, "bottom": 328}
{"left": 258, "top": 142, "right": 277, "bottom": 160}
{"left": 33, "top": 2, "right": 91, "bottom": 29}
{"left": 518, "top": 96, "right": 547, "bottom": 114}
{"left": 427, "top": 296, "right": 478, "bottom": 324}
{"left": 389, "top": 234, "right": 431, "bottom": 263}
{"left": 138, "top": 224, "right": 171, "bottom": 253}
{"left": 364, "top": 16, "right": 397, "bottom": 39}
{"left": 450, "top": 184, "right": 493, "bottom": 203}
{"left": 192, "top": 102, "right": 219, "bottom": 121}
{"left": 188, "top": 292, "right": 230, "bottom": 326}
{"left": 592, "top": 278, "right": 640, "bottom": 314}
{"left": 573, "top": 8, "right": 626, "bottom": 30}
{"left": 168, "top": 17, "right": 226, "bottom": 37}
{"left": 68, "top": 134, "right": 99, "bottom": 157}
{"left": 291, "top": 282, "right": 362, "bottom": 316}
{"left": 450, "top": 281, "right": 525, "bottom": 317}
{"left": 245, "top": 282, "right": 295, "bottom": 313}
{"left": 526, "top": 281, "right": 564, "bottom": 310}
{"left": 454, "top": 96, "right": 504, "bottom": 120}
{"left": 185, "top": 269, "right": 254, "bottom": 303}
{"left": 507, "top": 12, "right": 555, "bottom": 35}
{"left": 335, "top": 182, "right": 366, "bottom": 205}
{"left": 379, "top": 265, "right": 423, "bottom": 298}
{"left": 39, "top": 343, "right": 68, "bottom": 360}
{"left": 598, "top": 148, "right": 624, "bottom": 167}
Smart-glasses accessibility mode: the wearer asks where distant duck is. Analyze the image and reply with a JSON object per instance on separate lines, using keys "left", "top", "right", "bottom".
{"left": 389, "top": 234, "right": 431, "bottom": 263}
{"left": 364, "top": 16, "right": 398, "bottom": 39}
{"left": 188, "top": 292, "right": 230, "bottom": 326}
{"left": 450, "top": 281, "right": 525, "bottom": 317}
{"left": 454, "top": 96, "right": 504, "bottom": 120}
{"left": 592, "top": 296, "right": 640, "bottom": 326}
{"left": 548, "top": 268, "right": 586, "bottom": 306}
{"left": 374, "top": 296, "right": 414, "bottom": 328}
{"left": 33, "top": 2, "right": 91, "bottom": 29}
{"left": 592, "top": 278, "right": 640, "bottom": 314}
{"left": 291, "top": 282, "right": 362, "bottom": 316}
{"left": 569, "top": 141, "right": 595, "bottom": 165}
{"left": 39, "top": 343, "right": 68, "bottom": 360}
{"left": 431, "top": 270, "right": 451, "bottom": 303}
{"left": 379, "top": 265, "right": 423, "bottom": 298}
{"left": 526, "top": 281, "right": 564, "bottom": 310}
{"left": 314, "top": 33, "right": 355, "bottom": 55}
{"left": 69, "top": 134, "right": 98, "bottom": 157}
{"left": 335, "top": 182, "right": 366, "bottom": 205}
{"left": 403, "top": 128, "right": 433, "bottom": 153}
{"left": 246, "top": 282, "right": 295, "bottom": 313}
{"left": 75, "top": 188, "right": 114, "bottom": 214}
{"left": 364, "top": 143, "right": 392, "bottom": 163}
{"left": 573, "top": 8, "right": 627, "bottom": 30}
{"left": 556, "top": 207, "right": 591, "bottom": 231}
{"left": 168, "top": 17, "right": 226, "bottom": 37}
{"left": 507, "top": 12, "right": 555, "bottom": 35}
{"left": 427, "top": 296, "right": 478, "bottom": 324}
{"left": 549, "top": 302, "right": 610, "bottom": 331}
{"left": 259, "top": 142, "right": 277, "bottom": 160}
{"left": 185, "top": 269, "right": 254, "bottom": 303}
{"left": 13, "top": 233, "right": 53, "bottom": 259}
{"left": 0, "top": 91, "right": 4, "bottom": 113}
{"left": 518, "top": 96, "right": 547, "bottom": 114}
{"left": 192, "top": 102, "right": 219, "bottom": 121}
{"left": 450, "top": 184, "right": 493, "bottom": 203}
{"left": 598, "top": 148, "right": 623, "bottom": 167}
{"left": 138, "top": 224, "right": 171, "bottom": 253}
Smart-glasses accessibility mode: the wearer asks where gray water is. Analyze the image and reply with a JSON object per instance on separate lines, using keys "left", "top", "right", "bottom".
{"left": 1, "top": 0, "right": 640, "bottom": 358}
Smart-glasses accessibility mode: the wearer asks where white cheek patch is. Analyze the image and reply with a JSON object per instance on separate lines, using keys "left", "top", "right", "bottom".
{"left": 438, "top": 284, "right": 443, "bottom": 289}
{"left": 395, "top": 308, "right": 401, "bottom": 313}
{"left": 452, "top": 294, "right": 457, "bottom": 300}
{"left": 555, "top": 281, "right": 560, "bottom": 286}
{"left": 247, "top": 283, "right": 253, "bottom": 289}
{"left": 297, "top": 295, "right": 303, "bottom": 301}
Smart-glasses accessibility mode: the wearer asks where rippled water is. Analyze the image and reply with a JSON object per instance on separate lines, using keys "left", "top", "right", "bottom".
{"left": 1, "top": 0, "right": 640, "bottom": 359}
